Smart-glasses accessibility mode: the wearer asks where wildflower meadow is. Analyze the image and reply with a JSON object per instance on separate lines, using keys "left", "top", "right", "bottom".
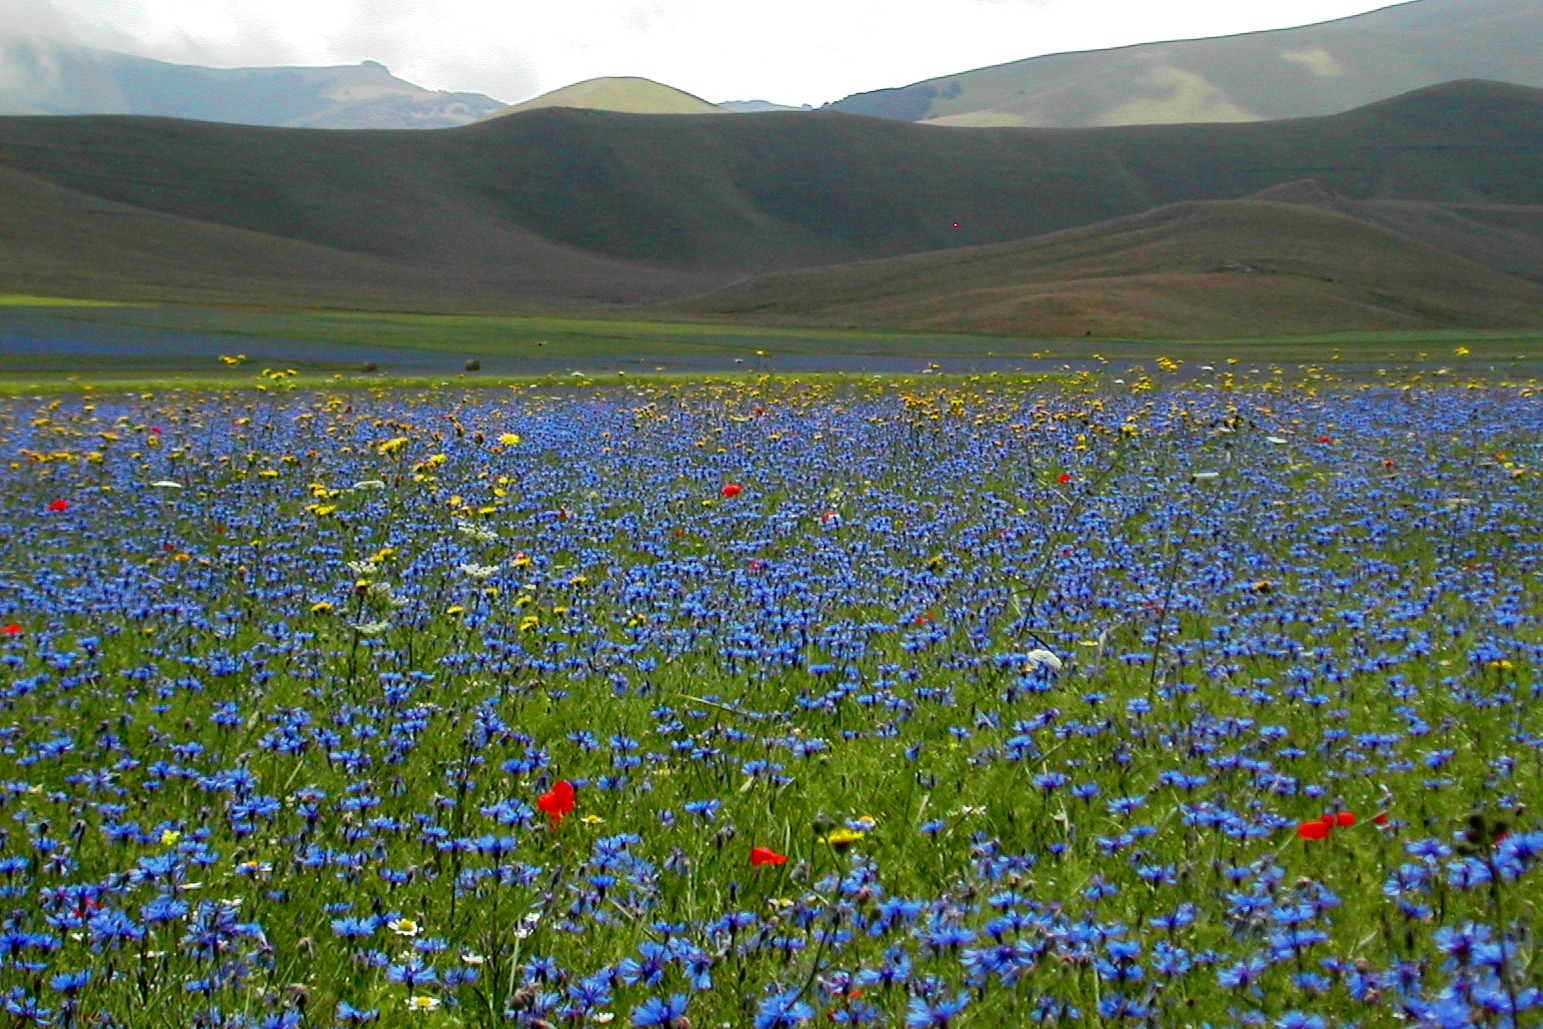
{"left": 0, "top": 367, "right": 1539, "bottom": 1028}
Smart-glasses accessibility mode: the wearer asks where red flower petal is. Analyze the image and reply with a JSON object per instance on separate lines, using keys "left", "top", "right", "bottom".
{"left": 1297, "top": 820, "right": 1331, "bottom": 840}
{"left": 1335, "top": 812, "right": 1357, "bottom": 827}
{"left": 537, "top": 781, "right": 576, "bottom": 826}
{"left": 47, "top": 499, "right": 69, "bottom": 512}
{"left": 750, "top": 846, "right": 787, "bottom": 867}
{"left": 721, "top": 483, "right": 743, "bottom": 499}
{"left": 1, "top": 624, "right": 21, "bottom": 636}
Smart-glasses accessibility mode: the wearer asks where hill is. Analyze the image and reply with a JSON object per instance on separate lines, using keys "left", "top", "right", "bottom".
{"left": 828, "top": 0, "right": 1543, "bottom": 128}
{"left": 493, "top": 77, "right": 724, "bottom": 117}
{"left": 680, "top": 188, "right": 1543, "bottom": 337}
{"left": 0, "top": 165, "right": 709, "bottom": 307}
{"left": 0, "top": 34, "right": 506, "bottom": 129}
{"left": 719, "top": 100, "right": 812, "bottom": 114}
{"left": 0, "top": 80, "right": 1540, "bottom": 334}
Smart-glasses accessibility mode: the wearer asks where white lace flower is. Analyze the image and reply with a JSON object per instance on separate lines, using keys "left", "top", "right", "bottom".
{"left": 456, "top": 519, "right": 498, "bottom": 543}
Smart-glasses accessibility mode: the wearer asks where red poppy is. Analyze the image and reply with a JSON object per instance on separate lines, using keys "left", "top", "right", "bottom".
{"left": 1334, "top": 812, "right": 1357, "bottom": 827}
{"left": 1, "top": 624, "right": 20, "bottom": 636}
{"left": 1058, "top": 473, "right": 1072, "bottom": 484}
{"left": 1317, "top": 435, "right": 1332, "bottom": 443}
{"left": 1297, "top": 820, "right": 1331, "bottom": 840}
{"left": 721, "top": 483, "right": 743, "bottom": 499}
{"left": 538, "top": 781, "right": 576, "bottom": 827}
{"left": 750, "top": 846, "right": 787, "bottom": 867}
{"left": 47, "top": 499, "right": 69, "bottom": 512}
{"left": 1372, "top": 811, "right": 1390, "bottom": 826}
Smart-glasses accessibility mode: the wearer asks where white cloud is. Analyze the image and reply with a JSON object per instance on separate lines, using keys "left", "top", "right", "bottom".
{"left": 13, "top": 0, "right": 1402, "bottom": 106}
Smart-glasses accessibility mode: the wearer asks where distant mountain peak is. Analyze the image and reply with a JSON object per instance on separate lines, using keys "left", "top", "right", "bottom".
{"left": 494, "top": 76, "right": 724, "bottom": 117}
{"left": 0, "top": 35, "right": 507, "bottom": 128}
{"left": 827, "top": 0, "right": 1543, "bottom": 128}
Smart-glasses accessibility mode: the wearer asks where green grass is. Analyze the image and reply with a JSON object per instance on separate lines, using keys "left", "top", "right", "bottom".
{"left": 5, "top": 300, "right": 1543, "bottom": 390}
{"left": 0, "top": 294, "right": 146, "bottom": 308}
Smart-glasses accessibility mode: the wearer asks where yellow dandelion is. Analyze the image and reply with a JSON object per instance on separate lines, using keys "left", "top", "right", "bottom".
{"left": 823, "top": 827, "right": 866, "bottom": 848}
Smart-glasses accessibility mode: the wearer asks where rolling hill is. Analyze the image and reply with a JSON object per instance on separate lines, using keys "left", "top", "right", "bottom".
{"left": 0, "top": 34, "right": 507, "bottom": 129}
{"left": 0, "top": 80, "right": 1540, "bottom": 334}
{"left": 492, "top": 77, "right": 724, "bottom": 117}
{"left": 828, "top": 0, "right": 1543, "bottom": 128}
{"left": 681, "top": 186, "right": 1543, "bottom": 337}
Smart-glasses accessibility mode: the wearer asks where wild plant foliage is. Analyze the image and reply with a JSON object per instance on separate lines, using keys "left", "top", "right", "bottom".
{"left": 0, "top": 371, "right": 1539, "bottom": 1028}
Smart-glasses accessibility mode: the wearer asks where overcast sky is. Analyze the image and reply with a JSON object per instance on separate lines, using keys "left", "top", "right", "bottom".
{"left": 10, "top": 0, "right": 1407, "bottom": 107}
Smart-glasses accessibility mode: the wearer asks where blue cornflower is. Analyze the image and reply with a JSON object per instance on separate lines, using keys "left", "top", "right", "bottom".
{"left": 683, "top": 799, "right": 721, "bottom": 822}
{"left": 48, "top": 970, "right": 89, "bottom": 994}
{"left": 330, "top": 915, "right": 379, "bottom": 939}
{"left": 754, "top": 989, "right": 815, "bottom": 1028}
{"left": 831, "top": 1000, "right": 884, "bottom": 1024}
{"left": 905, "top": 991, "right": 970, "bottom": 1028}
{"left": 1218, "top": 954, "right": 1271, "bottom": 990}
{"left": 618, "top": 940, "right": 670, "bottom": 986}
{"left": 335, "top": 1000, "right": 380, "bottom": 1023}
{"left": 631, "top": 993, "right": 689, "bottom": 1028}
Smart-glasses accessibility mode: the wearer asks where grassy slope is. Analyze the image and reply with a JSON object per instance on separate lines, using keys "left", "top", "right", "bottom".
{"left": 0, "top": 81, "right": 1540, "bottom": 336}
{"left": 496, "top": 77, "right": 725, "bottom": 116}
{"left": 681, "top": 195, "right": 1543, "bottom": 338}
{"left": 829, "top": 0, "right": 1543, "bottom": 127}
{"left": 1, "top": 81, "right": 1540, "bottom": 291}
{"left": 0, "top": 161, "right": 715, "bottom": 307}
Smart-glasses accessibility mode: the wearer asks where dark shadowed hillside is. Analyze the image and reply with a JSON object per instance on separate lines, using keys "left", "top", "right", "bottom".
{"left": 0, "top": 80, "right": 1540, "bottom": 334}
{"left": 680, "top": 190, "right": 1543, "bottom": 337}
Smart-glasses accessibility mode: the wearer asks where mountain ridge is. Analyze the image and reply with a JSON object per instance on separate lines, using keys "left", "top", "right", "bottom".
{"left": 828, "top": 0, "right": 1543, "bottom": 128}
{"left": 0, "top": 34, "right": 508, "bottom": 129}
